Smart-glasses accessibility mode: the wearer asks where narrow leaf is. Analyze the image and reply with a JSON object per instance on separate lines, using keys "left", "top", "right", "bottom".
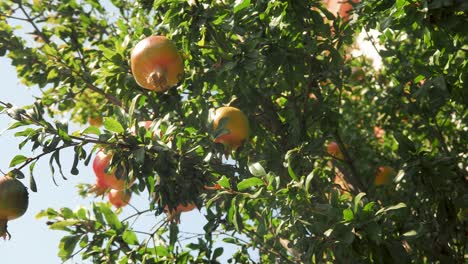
{"left": 10, "top": 155, "right": 28, "bottom": 167}
{"left": 29, "top": 176, "right": 37, "bottom": 193}
{"left": 234, "top": 0, "right": 250, "bottom": 13}
{"left": 237, "top": 177, "right": 264, "bottom": 191}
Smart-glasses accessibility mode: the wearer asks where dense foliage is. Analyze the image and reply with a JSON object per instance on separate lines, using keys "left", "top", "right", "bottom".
{"left": 0, "top": 0, "right": 466, "bottom": 263}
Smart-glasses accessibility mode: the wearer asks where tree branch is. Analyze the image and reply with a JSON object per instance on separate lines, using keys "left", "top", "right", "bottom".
{"left": 333, "top": 131, "right": 366, "bottom": 193}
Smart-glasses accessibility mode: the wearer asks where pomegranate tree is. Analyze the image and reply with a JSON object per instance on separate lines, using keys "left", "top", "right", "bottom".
{"left": 0, "top": 175, "right": 29, "bottom": 239}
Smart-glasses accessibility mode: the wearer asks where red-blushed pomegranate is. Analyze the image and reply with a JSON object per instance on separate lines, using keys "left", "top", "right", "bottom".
{"left": 131, "top": 36, "right": 184, "bottom": 92}
{"left": 93, "top": 150, "right": 134, "bottom": 191}
{"left": 212, "top": 106, "right": 249, "bottom": 152}
{"left": 0, "top": 176, "right": 29, "bottom": 239}
{"left": 164, "top": 203, "right": 196, "bottom": 224}
{"left": 108, "top": 189, "right": 131, "bottom": 208}
{"left": 326, "top": 141, "right": 344, "bottom": 160}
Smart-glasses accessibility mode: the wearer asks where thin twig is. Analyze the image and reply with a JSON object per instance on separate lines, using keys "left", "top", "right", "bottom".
{"left": 18, "top": 2, "right": 50, "bottom": 44}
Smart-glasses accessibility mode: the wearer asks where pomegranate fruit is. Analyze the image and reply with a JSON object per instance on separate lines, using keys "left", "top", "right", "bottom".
{"left": 130, "top": 36, "right": 184, "bottom": 92}
{"left": 88, "top": 116, "right": 103, "bottom": 127}
{"left": 0, "top": 175, "right": 29, "bottom": 239}
{"left": 93, "top": 150, "right": 134, "bottom": 191}
{"left": 327, "top": 141, "right": 344, "bottom": 160}
{"left": 212, "top": 106, "right": 249, "bottom": 151}
{"left": 374, "top": 166, "right": 396, "bottom": 186}
{"left": 108, "top": 189, "right": 131, "bottom": 208}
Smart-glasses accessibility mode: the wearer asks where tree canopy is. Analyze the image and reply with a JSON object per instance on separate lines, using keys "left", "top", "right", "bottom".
{"left": 0, "top": 0, "right": 467, "bottom": 263}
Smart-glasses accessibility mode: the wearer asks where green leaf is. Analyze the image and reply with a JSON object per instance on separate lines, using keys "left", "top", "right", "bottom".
{"left": 49, "top": 220, "right": 80, "bottom": 231}
{"left": 248, "top": 162, "right": 266, "bottom": 177}
{"left": 57, "top": 127, "right": 71, "bottom": 142}
{"left": 100, "top": 203, "right": 123, "bottom": 230}
{"left": 71, "top": 148, "right": 80, "bottom": 175}
{"left": 343, "top": 208, "right": 354, "bottom": 222}
{"left": 36, "top": 208, "right": 59, "bottom": 219}
{"left": 353, "top": 193, "right": 366, "bottom": 213}
{"left": 29, "top": 171, "right": 38, "bottom": 192}
{"left": 154, "top": 246, "right": 169, "bottom": 256}
{"left": 376, "top": 202, "right": 407, "bottom": 216}
{"left": 118, "top": 256, "right": 128, "bottom": 264}
{"left": 103, "top": 118, "right": 124, "bottom": 133}
{"left": 82, "top": 126, "right": 101, "bottom": 136}
{"left": 9, "top": 155, "right": 28, "bottom": 167}
{"left": 229, "top": 198, "right": 244, "bottom": 232}
{"left": 234, "top": 0, "right": 250, "bottom": 13}
{"left": 76, "top": 207, "right": 87, "bottom": 220}
{"left": 58, "top": 235, "right": 80, "bottom": 261}
{"left": 122, "top": 230, "right": 139, "bottom": 245}
{"left": 11, "top": 168, "right": 25, "bottom": 179}
{"left": 237, "top": 177, "right": 264, "bottom": 191}
{"left": 93, "top": 203, "right": 105, "bottom": 224}
{"left": 217, "top": 175, "right": 230, "bottom": 189}
{"left": 287, "top": 164, "right": 298, "bottom": 181}
{"left": 212, "top": 247, "right": 224, "bottom": 260}
{"left": 61, "top": 207, "right": 74, "bottom": 218}
{"left": 363, "top": 202, "right": 376, "bottom": 213}
{"left": 128, "top": 94, "right": 142, "bottom": 121}
{"left": 53, "top": 150, "right": 67, "bottom": 180}
{"left": 402, "top": 230, "right": 417, "bottom": 237}
{"left": 305, "top": 170, "right": 315, "bottom": 193}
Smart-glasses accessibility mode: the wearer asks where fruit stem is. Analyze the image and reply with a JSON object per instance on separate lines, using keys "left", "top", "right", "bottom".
{"left": 148, "top": 67, "right": 167, "bottom": 91}
{"left": 0, "top": 219, "right": 10, "bottom": 240}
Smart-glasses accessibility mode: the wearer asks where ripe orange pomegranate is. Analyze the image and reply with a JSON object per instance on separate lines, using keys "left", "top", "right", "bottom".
{"left": 130, "top": 36, "right": 184, "bottom": 92}
{"left": 327, "top": 141, "right": 344, "bottom": 160}
{"left": 0, "top": 176, "right": 29, "bottom": 239}
{"left": 164, "top": 203, "right": 196, "bottom": 224}
{"left": 374, "top": 166, "right": 396, "bottom": 186}
{"left": 93, "top": 150, "right": 134, "bottom": 191}
{"left": 108, "top": 190, "right": 131, "bottom": 208}
{"left": 212, "top": 106, "right": 249, "bottom": 151}
{"left": 88, "top": 116, "right": 103, "bottom": 127}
